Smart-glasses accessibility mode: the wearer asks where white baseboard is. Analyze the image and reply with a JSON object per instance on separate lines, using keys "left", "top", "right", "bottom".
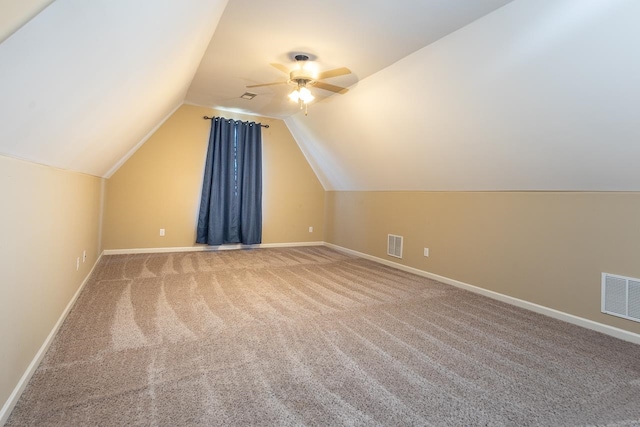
{"left": 101, "top": 241, "right": 325, "bottom": 256}
{"left": 0, "top": 253, "right": 104, "bottom": 425}
{"left": 324, "top": 243, "right": 640, "bottom": 346}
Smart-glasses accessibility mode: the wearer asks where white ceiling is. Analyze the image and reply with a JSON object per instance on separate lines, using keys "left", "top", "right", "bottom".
{"left": 0, "top": 0, "right": 54, "bottom": 43}
{"left": 286, "top": 0, "right": 640, "bottom": 191}
{"left": 0, "top": 0, "right": 228, "bottom": 177}
{"left": 186, "top": 0, "right": 515, "bottom": 119}
{"left": 1, "top": 0, "right": 639, "bottom": 192}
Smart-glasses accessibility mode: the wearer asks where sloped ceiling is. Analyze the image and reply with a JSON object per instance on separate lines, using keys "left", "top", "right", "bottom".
{"left": 0, "top": 0, "right": 55, "bottom": 43}
{"left": 186, "top": 0, "right": 514, "bottom": 119}
{"left": 1, "top": 0, "right": 638, "bottom": 192}
{"left": 0, "top": 0, "right": 228, "bottom": 177}
{"left": 286, "top": 0, "right": 640, "bottom": 191}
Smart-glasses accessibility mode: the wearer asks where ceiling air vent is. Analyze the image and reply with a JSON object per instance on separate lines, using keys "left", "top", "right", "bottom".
{"left": 387, "top": 234, "right": 403, "bottom": 259}
{"left": 602, "top": 273, "right": 640, "bottom": 323}
{"left": 240, "top": 92, "right": 257, "bottom": 100}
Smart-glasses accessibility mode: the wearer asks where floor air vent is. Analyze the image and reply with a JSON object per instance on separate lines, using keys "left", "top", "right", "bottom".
{"left": 387, "top": 234, "right": 403, "bottom": 259}
{"left": 602, "top": 273, "right": 640, "bottom": 323}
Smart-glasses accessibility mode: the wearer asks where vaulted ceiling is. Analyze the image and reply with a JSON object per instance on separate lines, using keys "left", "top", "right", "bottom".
{"left": 0, "top": 0, "right": 228, "bottom": 177}
{"left": 1, "top": 0, "right": 639, "bottom": 191}
{"left": 287, "top": 1, "right": 640, "bottom": 191}
{"left": 186, "top": 0, "right": 514, "bottom": 118}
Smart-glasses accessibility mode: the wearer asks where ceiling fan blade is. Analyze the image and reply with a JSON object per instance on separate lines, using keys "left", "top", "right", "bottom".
{"left": 246, "top": 81, "right": 287, "bottom": 88}
{"left": 270, "top": 63, "right": 290, "bottom": 74}
{"left": 316, "top": 67, "right": 351, "bottom": 80}
{"left": 314, "top": 81, "right": 349, "bottom": 94}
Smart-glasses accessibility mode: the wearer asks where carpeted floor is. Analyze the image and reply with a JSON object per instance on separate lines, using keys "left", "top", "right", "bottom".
{"left": 6, "top": 246, "right": 640, "bottom": 426}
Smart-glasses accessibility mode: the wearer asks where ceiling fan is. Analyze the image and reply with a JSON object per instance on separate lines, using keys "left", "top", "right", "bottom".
{"left": 247, "top": 54, "right": 352, "bottom": 115}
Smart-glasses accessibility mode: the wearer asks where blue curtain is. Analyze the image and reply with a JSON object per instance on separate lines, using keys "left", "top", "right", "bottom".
{"left": 196, "top": 117, "right": 262, "bottom": 245}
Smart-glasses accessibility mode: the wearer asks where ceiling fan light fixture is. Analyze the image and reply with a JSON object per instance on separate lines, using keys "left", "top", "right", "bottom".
{"left": 289, "top": 83, "right": 314, "bottom": 104}
{"left": 298, "top": 86, "right": 314, "bottom": 103}
{"left": 288, "top": 89, "right": 300, "bottom": 102}
{"left": 247, "top": 54, "right": 351, "bottom": 116}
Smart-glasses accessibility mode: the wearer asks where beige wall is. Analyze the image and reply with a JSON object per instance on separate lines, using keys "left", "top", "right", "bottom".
{"left": 0, "top": 155, "right": 102, "bottom": 414}
{"left": 103, "top": 104, "right": 325, "bottom": 250}
{"left": 326, "top": 191, "right": 640, "bottom": 335}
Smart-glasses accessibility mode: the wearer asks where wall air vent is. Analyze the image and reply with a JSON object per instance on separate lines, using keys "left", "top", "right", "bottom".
{"left": 387, "top": 234, "right": 403, "bottom": 259}
{"left": 602, "top": 273, "right": 640, "bottom": 323}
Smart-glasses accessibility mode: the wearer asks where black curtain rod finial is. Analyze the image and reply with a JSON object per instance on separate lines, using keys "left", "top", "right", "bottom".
{"left": 203, "top": 116, "right": 269, "bottom": 128}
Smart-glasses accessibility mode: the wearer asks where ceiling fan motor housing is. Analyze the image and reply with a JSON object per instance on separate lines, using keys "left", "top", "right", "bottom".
{"left": 289, "top": 69, "right": 315, "bottom": 86}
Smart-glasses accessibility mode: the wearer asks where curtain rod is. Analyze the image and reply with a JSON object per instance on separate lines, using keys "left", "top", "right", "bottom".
{"left": 203, "top": 116, "right": 269, "bottom": 128}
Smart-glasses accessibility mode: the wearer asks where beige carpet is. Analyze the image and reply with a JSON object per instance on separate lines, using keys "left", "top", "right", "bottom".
{"left": 7, "top": 246, "right": 640, "bottom": 426}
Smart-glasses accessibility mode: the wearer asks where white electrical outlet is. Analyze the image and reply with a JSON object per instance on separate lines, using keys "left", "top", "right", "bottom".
{"left": 76, "top": 257, "right": 80, "bottom": 270}
{"left": 159, "top": 228, "right": 165, "bottom": 236}
{"left": 309, "top": 226, "right": 313, "bottom": 233}
{"left": 83, "top": 250, "right": 87, "bottom": 262}
{"left": 423, "top": 248, "right": 429, "bottom": 257}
